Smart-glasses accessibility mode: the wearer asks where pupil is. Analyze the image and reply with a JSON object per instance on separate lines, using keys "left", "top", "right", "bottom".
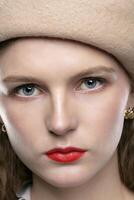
{"left": 23, "top": 86, "right": 34, "bottom": 95}
{"left": 86, "top": 80, "right": 96, "bottom": 88}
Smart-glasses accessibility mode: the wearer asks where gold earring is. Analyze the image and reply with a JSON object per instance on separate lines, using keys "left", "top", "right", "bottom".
{"left": 1, "top": 124, "right": 7, "bottom": 133}
{"left": 124, "top": 107, "right": 134, "bottom": 119}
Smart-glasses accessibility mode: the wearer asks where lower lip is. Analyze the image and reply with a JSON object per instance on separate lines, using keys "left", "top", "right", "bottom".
{"left": 46, "top": 151, "right": 86, "bottom": 163}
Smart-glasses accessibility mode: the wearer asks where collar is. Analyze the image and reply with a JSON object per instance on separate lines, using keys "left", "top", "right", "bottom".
{"left": 16, "top": 181, "right": 32, "bottom": 200}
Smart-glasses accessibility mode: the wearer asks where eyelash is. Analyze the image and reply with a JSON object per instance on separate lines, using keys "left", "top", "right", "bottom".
{"left": 9, "top": 77, "right": 107, "bottom": 97}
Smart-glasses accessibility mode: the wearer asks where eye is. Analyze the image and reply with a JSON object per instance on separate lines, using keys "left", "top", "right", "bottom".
{"left": 11, "top": 84, "right": 41, "bottom": 97}
{"left": 78, "top": 77, "right": 107, "bottom": 91}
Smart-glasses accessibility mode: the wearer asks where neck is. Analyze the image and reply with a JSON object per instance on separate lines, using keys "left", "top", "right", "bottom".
{"left": 31, "top": 151, "right": 131, "bottom": 200}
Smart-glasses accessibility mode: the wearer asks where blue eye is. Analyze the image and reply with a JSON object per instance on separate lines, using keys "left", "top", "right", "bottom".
{"left": 79, "top": 77, "right": 106, "bottom": 90}
{"left": 9, "top": 77, "right": 107, "bottom": 98}
{"left": 12, "top": 84, "right": 40, "bottom": 97}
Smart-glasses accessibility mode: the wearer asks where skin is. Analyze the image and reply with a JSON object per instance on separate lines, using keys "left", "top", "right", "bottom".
{"left": 0, "top": 37, "right": 133, "bottom": 200}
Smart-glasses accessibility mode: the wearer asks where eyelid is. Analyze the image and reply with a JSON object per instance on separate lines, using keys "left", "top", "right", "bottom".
{"left": 13, "top": 83, "right": 39, "bottom": 91}
{"left": 76, "top": 76, "right": 108, "bottom": 92}
{"left": 78, "top": 76, "right": 107, "bottom": 85}
{"left": 81, "top": 76, "right": 106, "bottom": 81}
{"left": 9, "top": 83, "right": 42, "bottom": 96}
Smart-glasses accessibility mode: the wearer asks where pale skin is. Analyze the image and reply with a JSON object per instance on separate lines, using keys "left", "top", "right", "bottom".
{"left": 0, "top": 38, "right": 133, "bottom": 200}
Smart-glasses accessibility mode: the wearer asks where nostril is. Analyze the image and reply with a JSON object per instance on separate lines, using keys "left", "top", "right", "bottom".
{"left": 48, "top": 126, "right": 72, "bottom": 136}
{"left": 45, "top": 110, "right": 78, "bottom": 136}
{"left": 46, "top": 119, "right": 77, "bottom": 136}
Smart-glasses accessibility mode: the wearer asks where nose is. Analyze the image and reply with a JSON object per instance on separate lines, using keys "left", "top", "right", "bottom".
{"left": 46, "top": 92, "right": 78, "bottom": 136}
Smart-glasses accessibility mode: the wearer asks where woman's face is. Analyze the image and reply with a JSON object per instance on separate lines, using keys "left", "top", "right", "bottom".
{"left": 0, "top": 38, "right": 131, "bottom": 188}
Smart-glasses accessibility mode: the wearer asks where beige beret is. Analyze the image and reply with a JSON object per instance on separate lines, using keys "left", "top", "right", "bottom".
{"left": 0, "top": 0, "right": 134, "bottom": 78}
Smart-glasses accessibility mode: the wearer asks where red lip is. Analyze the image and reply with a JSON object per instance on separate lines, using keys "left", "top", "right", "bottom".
{"left": 45, "top": 147, "right": 87, "bottom": 163}
{"left": 46, "top": 147, "right": 87, "bottom": 154}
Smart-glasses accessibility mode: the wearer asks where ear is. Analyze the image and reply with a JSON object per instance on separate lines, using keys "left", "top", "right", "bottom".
{"left": 126, "top": 91, "right": 134, "bottom": 109}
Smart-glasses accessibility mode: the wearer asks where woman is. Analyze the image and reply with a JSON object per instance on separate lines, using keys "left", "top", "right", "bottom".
{"left": 0, "top": 1, "right": 134, "bottom": 200}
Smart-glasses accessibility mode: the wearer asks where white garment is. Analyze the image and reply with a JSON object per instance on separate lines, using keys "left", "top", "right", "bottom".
{"left": 16, "top": 180, "right": 32, "bottom": 200}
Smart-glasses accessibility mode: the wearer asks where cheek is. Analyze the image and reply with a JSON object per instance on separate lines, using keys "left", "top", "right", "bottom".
{"left": 77, "top": 88, "right": 128, "bottom": 155}
{"left": 0, "top": 98, "right": 51, "bottom": 167}
{"left": 0, "top": 97, "right": 46, "bottom": 150}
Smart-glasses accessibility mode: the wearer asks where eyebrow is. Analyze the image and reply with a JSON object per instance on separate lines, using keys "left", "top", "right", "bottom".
{"left": 2, "top": 66, "right": 116, "bottom": 84}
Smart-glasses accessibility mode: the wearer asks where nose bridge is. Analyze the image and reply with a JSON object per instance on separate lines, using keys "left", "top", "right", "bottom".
{"left": 46, "top": 89, "right": 77, "bottom": 135}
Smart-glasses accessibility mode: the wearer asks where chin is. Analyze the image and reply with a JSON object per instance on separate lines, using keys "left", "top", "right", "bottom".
{"left": 41, "top": 166, "right": 95, "bottom": 188}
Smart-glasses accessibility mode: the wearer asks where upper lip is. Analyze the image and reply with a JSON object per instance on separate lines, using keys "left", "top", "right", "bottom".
{"left": 45, "top": 147, "right": 87, "bottom": 154}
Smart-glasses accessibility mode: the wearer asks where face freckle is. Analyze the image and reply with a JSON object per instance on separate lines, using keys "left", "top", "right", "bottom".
{"left": 0, "top": 37, "right": 131, "bottom": 189}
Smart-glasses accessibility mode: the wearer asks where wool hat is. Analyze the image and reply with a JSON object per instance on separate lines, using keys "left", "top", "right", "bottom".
{"left": 0, "top": 0, "right": 134, "bottom": 78}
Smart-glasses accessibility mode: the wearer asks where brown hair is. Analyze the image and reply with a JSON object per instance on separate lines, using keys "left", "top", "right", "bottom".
{"left": 0, "top": 38, "right": 134, "bottom": 200}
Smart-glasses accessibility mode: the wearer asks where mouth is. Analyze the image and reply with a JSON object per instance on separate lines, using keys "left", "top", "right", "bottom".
{"left": 45, "top": 147, "right": 87, "bottom": 163}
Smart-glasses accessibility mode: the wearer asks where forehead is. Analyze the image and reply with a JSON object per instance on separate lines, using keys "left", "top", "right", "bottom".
{"left": 0, "top": 37, "right": 119, "bottom": 66}
{"left": 0, "top": 38, "right": 123, "bottom": 82}
{"left": 2, "top": 37, "right": 102, "bottom": 55}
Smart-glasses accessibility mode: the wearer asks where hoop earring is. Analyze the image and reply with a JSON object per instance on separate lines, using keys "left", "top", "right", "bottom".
{"left": 1, "top": 124, "right": 7, "bottom": 133}
{"left": 124, "top": 107, "right": 134, "bottom": 119}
